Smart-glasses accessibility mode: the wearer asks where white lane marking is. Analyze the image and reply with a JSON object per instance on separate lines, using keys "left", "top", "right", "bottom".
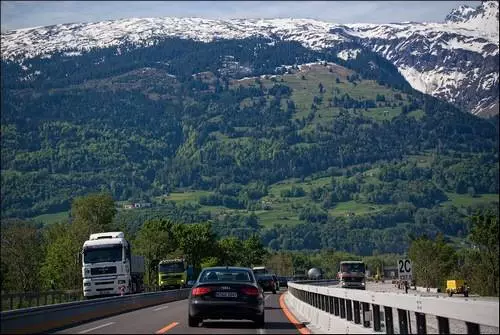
{"left": 77, "top": 322, "right": 115, "bottom": 334}
{"left": 153, "top": 305, "right": 169, "bottom": 312}
{"left": 258, "top": 327, "right": 266, "bottom": 334}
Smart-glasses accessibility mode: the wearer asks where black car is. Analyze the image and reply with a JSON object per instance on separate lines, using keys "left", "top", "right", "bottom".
{"left": 188, "top": 266, "right": 265, "bottom": 327}
{"left": 256, "top": 274, "right": 277, "bottom": 294}
{"left": 277, "top": 276, "right": 288, "bottom": 288}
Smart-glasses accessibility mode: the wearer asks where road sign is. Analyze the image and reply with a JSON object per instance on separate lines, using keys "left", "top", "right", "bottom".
{"left": 397, "top": 259, "right": 412, "bottom": 281}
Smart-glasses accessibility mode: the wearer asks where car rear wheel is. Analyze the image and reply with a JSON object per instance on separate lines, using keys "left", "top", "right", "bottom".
{"left": 188, "top": 314, "right": 201, "bottom": 327}
{"left": 254, "top": 314, "right": 265, "bottom": 328}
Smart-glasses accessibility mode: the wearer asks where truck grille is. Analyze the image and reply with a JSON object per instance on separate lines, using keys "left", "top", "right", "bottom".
{"left": 95, "top": 281, "right": 114, "bottom": 285}
{"left": 91, "top": 266, "right": 117, "bottom": 275}
{"left": 342, "top": 277, "right": 363, "bottom": 282}
{"left": 162, "top": 274, "right": 182, "bottom": 280}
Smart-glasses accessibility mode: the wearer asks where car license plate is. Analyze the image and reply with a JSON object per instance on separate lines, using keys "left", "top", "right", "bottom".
{"left": 215, "top": 291, "right": 237, "bottom": 298}
{"left": 100, "top": 290, "right": 112, "bottom": 295}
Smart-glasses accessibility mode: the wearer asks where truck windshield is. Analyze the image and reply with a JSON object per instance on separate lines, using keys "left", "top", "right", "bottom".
{"left": 84, "top": 245, "right": 122, "bottom": 263}
{"left": 341, "top": 263, "right": 365, "bottom": 273}
{"left": 159, "top": 262, "right": 185, "bottom": 273}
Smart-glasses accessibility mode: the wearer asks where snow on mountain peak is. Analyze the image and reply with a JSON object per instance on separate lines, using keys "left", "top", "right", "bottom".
{"left": 445, "top": 5, "right": 476, "bottom": 23}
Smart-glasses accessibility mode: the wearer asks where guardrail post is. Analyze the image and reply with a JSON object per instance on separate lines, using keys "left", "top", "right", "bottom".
{"left": 372, "top": 304, "right": 381, "bottom": 332}
{"left": 397, "top": 309, "right": 408, "bottom": 334}
{"left": 415, "top": 312, "right": 426, "bottom": 334}
{"left": 340, "top": 298, "right": 346, "bottom": 318}
{"left": 362, "top": 302, "right": 370, "bottom": 327}
{"left": 466, "top": 322, "right": 480, "bottom": 334}
{"left": 384, "top": 306, "right": 394, "bottom": 334}
{"left": 353, "top": 301, "right": 361, "bottom": 324}
{"left": 437, "top": 316, "right": 449, "bottom": 334}
{"left": 346, "top": 299, "right": 353, "bottom": 321}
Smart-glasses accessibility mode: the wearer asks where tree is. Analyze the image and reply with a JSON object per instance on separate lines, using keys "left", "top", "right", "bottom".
{"left": 408, "top": 234, "right": 456, "bottom": 289}
{"left": 217, "top": 236, "right": 243, "bottom": 266}
{"left": 134, "top": 218, "right": 178, "bottom": 286}
{"left": 40, "top": 222, "right": 81, "bottom": 290}
{"left": 242, "top": 234, "right": 268, "bottom": 267}
{"left": 71, "top": 192, "right": 117, "bottom": 238}
{"left": 1, "top": 220, "right": 44, "bottom": 292}
{"left": 468, "top": 212, "right": 499, "bottom": 296}
{"left": 174, "top": 223, "right": 217, "bottom": 275}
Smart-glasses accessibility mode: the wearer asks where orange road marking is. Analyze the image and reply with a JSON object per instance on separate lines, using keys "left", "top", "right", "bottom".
{"left": 155, "top": 321, "right": 179, "bottom": 334}
{"left": 279, "top": 293, "right": 311, "bottom": 334}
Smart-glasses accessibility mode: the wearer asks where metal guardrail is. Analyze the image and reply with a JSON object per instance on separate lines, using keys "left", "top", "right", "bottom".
{"left": 1, "top": 290, "right": 83, "bottom": 312}
{"left": 1, "top": 286, "right": 160, "bottom": 312}
{"left": 288, "top": 282, "right": 499, "bottom": 334}
{"left": 0, "top": 289, "right": 190, "bottom": 334}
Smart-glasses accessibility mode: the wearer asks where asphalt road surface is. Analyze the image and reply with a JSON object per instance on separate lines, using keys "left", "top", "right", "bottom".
{"left": 54, "top": 290, "right": 305, "bottom": 334}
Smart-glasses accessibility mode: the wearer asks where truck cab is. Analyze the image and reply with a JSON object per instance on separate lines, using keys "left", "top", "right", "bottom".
{"left": 81, "top": 232, "right": 144, "bottom": 298}
{"left": 158, "top": 259, "right": 188, "bottom": 289}
{"left": 338, "top": 261, "right": 366, "bottom": 290}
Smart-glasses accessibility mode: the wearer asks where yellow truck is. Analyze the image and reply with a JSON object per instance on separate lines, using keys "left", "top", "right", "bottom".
{"left": 158, "top": 259, "right": 188, "bottom": 290}
{"left": 446, "top": 280, "right": 469, "bottom": 297}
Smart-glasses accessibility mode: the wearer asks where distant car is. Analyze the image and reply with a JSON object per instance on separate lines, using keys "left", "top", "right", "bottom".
{"left": 277, "top": 276, "right": 288, "bottom": 288}
{"left": 188, "top": 267, "right": 265, "bottom": 327}
{"left": 256, "top": 274, "right": 277, "bottom": 294}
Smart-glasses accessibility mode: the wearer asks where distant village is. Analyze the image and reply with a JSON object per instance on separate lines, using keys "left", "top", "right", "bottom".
{"left": 122, "top": 202, "right": 153, "bottom": 209}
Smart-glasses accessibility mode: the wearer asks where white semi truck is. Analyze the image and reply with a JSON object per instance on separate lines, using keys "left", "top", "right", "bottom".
{"left": 81, "top": 231, "right": 145, "bottom": 298}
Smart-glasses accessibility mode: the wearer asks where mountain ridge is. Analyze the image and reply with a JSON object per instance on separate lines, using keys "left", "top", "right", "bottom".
{"left": 1, "top": 2, "right": 498, "bottom": 116}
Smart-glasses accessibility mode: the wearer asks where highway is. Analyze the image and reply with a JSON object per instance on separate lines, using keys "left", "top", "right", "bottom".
{"left": 54, "top": 290, "right": 305, "bottom": 334}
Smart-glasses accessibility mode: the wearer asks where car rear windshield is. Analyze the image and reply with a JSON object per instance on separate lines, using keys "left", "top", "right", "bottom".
{"left": 199, "top": 269, "right": 253, "bottom": 282}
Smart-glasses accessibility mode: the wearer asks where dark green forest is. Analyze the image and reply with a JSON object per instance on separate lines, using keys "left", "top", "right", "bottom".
{"left": 1, "top": 37, "right": 498, "bottom": 254}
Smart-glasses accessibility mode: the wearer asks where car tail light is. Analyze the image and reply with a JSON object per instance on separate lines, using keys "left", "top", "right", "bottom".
{"left": 241, "top": 287, "right": 259, "bottom": 296}
{"left": 191, "top": 287, "right": 211, "bottom": 296}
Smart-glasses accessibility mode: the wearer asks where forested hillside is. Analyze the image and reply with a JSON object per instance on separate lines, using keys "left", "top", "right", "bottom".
{"left": 1, "top": 37, "right": 498, "bottom": 254}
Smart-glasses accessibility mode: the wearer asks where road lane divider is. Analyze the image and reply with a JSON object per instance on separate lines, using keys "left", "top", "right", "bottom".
{"left": 155, "top": 322, "right": 179, "bottom": 334}
{"left": 153, "top": 306, "right": 169, "bottom": 312}
{"left": 279, "top": 294, "right": 311, "bottom": 335}
{"left": 77, "top": 322, "right": 115, "bottom": 334}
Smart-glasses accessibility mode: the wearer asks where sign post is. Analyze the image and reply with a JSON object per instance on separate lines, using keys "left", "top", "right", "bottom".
{"left": 397, "top": 259, "right": 412, "bottom": 282}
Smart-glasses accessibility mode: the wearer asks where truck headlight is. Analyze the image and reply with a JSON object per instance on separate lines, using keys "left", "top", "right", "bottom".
{"left": 84, "top": 282, "right": 91, "bottom": 287}
{"left": 181, "top": 279, "right": 185, "bottom": 283}
{"left": 85, "top": 268, "right": 90, "bottom": 274}
{"left": 361, "top": 282, "right": 365, "bottom": 286}
{"left": 118, "top": 280, "right": 126, "bottom": 284}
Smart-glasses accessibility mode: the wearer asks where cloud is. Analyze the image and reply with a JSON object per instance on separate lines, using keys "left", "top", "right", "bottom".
{"left": 1, "top": 0, "right": 481, "bottom": 32}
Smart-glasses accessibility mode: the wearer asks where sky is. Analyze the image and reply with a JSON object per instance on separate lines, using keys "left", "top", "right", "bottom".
{"left": 1, "top": 0, "right": 481, "bottom": 33}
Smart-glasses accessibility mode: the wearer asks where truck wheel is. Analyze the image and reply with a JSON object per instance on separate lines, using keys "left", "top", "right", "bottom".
{"left": 448, "top": 291, "right": 453, "bottom": 297}
{"left": 188, "top": 315, "right": 200, "bottom": 327}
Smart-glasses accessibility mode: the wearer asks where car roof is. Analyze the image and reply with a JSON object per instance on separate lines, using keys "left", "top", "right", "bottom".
{"left": 202, "top": 266, "right": 252, "bottom": 271}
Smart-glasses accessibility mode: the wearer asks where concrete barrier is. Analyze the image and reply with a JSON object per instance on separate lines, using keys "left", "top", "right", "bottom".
{"left": 287, "top": 282, "right": 499, "bottom": 334}
{"left": 285, "top": 292, "right": 372, "bottom": 334}
{"left": 1, "top": 289, "right": 190, "bottom": 334}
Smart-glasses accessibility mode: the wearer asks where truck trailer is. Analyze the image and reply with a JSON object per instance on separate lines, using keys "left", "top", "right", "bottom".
{"left": 81, "top": 231, "right": 145, "bottom": 298}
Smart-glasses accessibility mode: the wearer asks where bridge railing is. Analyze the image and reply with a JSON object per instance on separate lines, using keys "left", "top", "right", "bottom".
{"left": 287, "top": 282, "right": 499, "bottom": 334}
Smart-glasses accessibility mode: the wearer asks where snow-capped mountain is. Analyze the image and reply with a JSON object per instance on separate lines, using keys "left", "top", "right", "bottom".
{"left": 1, "top": 1, "right": 498, "bottom": 116}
